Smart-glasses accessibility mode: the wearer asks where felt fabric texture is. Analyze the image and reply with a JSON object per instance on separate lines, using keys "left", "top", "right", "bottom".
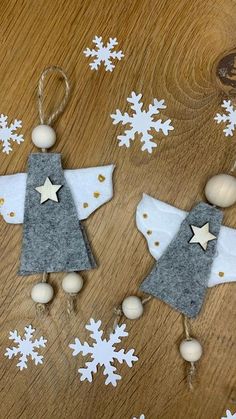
{"left": 19, "top": 153, "right": 95, "bottom": 275}
{"left": 140, "top": 202, "right": 223, "bottom": 318}
{"left": 136, "top": 194, "right": 236, "bottom": 287}
{"left": 0, "top": 165, "right": 114, "bottom": 224}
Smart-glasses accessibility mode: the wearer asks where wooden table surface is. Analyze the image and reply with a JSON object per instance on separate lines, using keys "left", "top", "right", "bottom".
{"left": 0, "top": 1, "right": 236, "bottom": 418}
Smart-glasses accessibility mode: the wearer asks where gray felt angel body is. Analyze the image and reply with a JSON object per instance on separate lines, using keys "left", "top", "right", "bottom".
{"left": 0, "top": 67, "right": 114, "bottom": 312}
{"left": 0, "top": 154, "right": 114, "bottom": 275}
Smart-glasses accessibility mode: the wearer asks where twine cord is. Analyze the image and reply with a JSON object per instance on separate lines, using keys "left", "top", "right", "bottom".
{"left": 230, "top": 160, "right": 236, "bottom": 173}
{"left": 112, "top": 306, "right": 123, "bottom": 332}
{"left": 38, "top": 66, "right": 71, "bottom": 126}
{"left": 67, "top": 293, "right": 77, "bottom": 316}
{"left": 36, "top": 302, "right": 47, "bottom": 316}
{"left": 42, "top": 272, "right": 48, "bottom": 283}
{"left": 36, "top": 272, "right": 49, "bottom": 316}
{"left": 188, "top": 362, "right": 196, "bottom": 392}
{"left": 183, "top": 315, "right": 196, "bottom": 391}
{"left": 183, "top": 315, "right": 191, "bottom": 340}
{"left": 141, "top": 295, "right": 153, "bottom": 305}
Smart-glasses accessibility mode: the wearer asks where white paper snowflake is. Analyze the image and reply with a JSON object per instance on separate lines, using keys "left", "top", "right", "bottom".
{"left": 69, "top": 318, "right": 138, "bottom": 387}
{"left": 133, "top": 415, "right": 145, "bottom": 419}
{"left": 111, "top": 92, "right": 174, "bottom": 153}
{"left": 214, "top": 100, "right": 236, "bottom": 136}
{"left": 5, "top": 325, "right": 47, "bottom": 370}
{"left": 0, "top": 114, "right": 24, "bottom": 154}
{"left": 84, "top": 36, "right": 124, "bottom": 72}
{"left": 222, "top": 410, "right": 236, "bottom": 419}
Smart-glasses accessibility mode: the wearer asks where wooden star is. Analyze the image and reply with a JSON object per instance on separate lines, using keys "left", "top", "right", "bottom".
{"left": 189, "top": 222, "right": 217, "bottom": 251}
{"left": 35, "top": 177, "right": 62, "bottom": 204}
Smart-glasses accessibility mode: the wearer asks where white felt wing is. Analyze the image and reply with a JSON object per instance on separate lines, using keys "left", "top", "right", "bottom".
{"left": 0, "top": 173, "right": 27, "bottom": 224}
{"left": 0, "top": 165, "right": 115, "bottom": 224}
{"left": 136, "top": 193, "right": 236, "bottom": 288}
{"left": 64, "top": 165, "right": 115, "bottom": 220}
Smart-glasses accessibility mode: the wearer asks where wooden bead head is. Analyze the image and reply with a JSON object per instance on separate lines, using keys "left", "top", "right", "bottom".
{"left": 205, "top": 174, "right": 236, "bottom": 208}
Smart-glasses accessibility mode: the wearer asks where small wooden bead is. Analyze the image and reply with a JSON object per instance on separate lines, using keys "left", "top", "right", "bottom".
{"left": 62, "top": 272, "right": 83, "bottom": 294}
{"left": 179, "top": 338, "right": 203, "bottom": 362}
{"left": 122, "top": 296, "right": 144, "bottom": 320}
{"left": 32, "top": 125, "right": 56, "bottom": 149}
{"left": 31, "top": 282, "right": 54, "bottom": 304}
{"left": 205, "top": 174, "right": 236, "bottom": 208}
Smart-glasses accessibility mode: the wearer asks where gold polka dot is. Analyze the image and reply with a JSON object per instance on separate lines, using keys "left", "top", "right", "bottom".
{"left": 143, "top": 213, "right": 148, "bottom": 218}
{"left": 83, "top": 203, "right": 89, "bottom": 208}
{"left": 218, "top": 271, "right": 224, "bottom": 277}
{"left": 147, "top": 230, "right": 152, "bottom": 235}
{"left": 98, "top": 174, "right": 106, "bottom": 182}
{"left": 93, "top": 192, "right": 100, "bottom": 198}
{"left": 0, "top": 198, "right": 4, "bottom": 205}
{"left": 9, "top": 212, "right": 15, "bottom": 217}
{"left": 154, "top": 241, "right": 160, "bottom": 246}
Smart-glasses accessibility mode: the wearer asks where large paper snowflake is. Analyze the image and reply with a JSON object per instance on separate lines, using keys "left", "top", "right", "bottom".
{"left": 5, "top": 325, "right": 47, "bottom": 370}
{"left": 69, "top": 318, "right": 138, "bottom": 387}
{"left": 111, "top": 92, "right": 174, "bottom": 153}
{"left": 214, "top": 100, "right": 236, "bottom": 136}
{"left": 84, "top": 36, "right": 124, "bottom": 72}
{"left": 222, "top": 410, "right": 236, "bottom": 419}
{"left": 0, "top": 114, "right": 24, "bottom": 154}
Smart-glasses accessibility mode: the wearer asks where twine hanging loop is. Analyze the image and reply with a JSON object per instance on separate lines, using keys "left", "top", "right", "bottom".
{"left": 38, "top": 66, "right": 71, "bottom": 126}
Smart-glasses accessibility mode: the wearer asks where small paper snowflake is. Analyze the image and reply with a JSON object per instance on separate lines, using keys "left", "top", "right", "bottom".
{"left": 214, "top": 100, "right": 236, "bottom": 136}
{"left": 133, "top": 415, "right": 145, "bottom": 419}
{"left": 0, "top": 114, "right": 24, "bottom": 154}
{"left": 222, "top": 410, "right": 236, "bottom": 419}
{"left": 69, "top": 318, "right": 138, "bottom": 387}
{"left": 111, "top": 92, "right": 174, "bottom": 153}
{"left": 5, "top": 325, "right": 47, "bottom": 370}
{"left": 84, "top": 36, "right": 124, "bottom": 72}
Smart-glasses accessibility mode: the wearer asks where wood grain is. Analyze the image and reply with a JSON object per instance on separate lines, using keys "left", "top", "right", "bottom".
{"left": 0, "top": 1, "right": 236, "bottom": 418}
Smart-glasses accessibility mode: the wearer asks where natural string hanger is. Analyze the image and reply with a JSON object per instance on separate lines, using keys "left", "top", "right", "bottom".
{"left": 35, "top": 66, "right": 71, "bottom": 315}
{"left": 38, "top": 66, "right": 71, "bottom": 129}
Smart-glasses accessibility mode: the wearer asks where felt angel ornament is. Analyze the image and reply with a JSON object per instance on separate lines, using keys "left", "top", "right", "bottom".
{"left": 115, "top": 173, "right": 236, "bottom": 389}
{"left": 0, "top": 67, "right": 114, "bottom": 314}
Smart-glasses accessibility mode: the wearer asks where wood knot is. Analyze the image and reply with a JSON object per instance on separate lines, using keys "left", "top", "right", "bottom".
{"left": 215, "top": 49, "right": 236, "bottom": 98}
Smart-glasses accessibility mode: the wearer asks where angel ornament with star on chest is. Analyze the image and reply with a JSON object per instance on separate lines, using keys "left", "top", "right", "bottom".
{"left": 116, "top": 172, "right": 236, "bottom": 389}
{"left": 0, "top": 67, "right": 115, "bottom": 314}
